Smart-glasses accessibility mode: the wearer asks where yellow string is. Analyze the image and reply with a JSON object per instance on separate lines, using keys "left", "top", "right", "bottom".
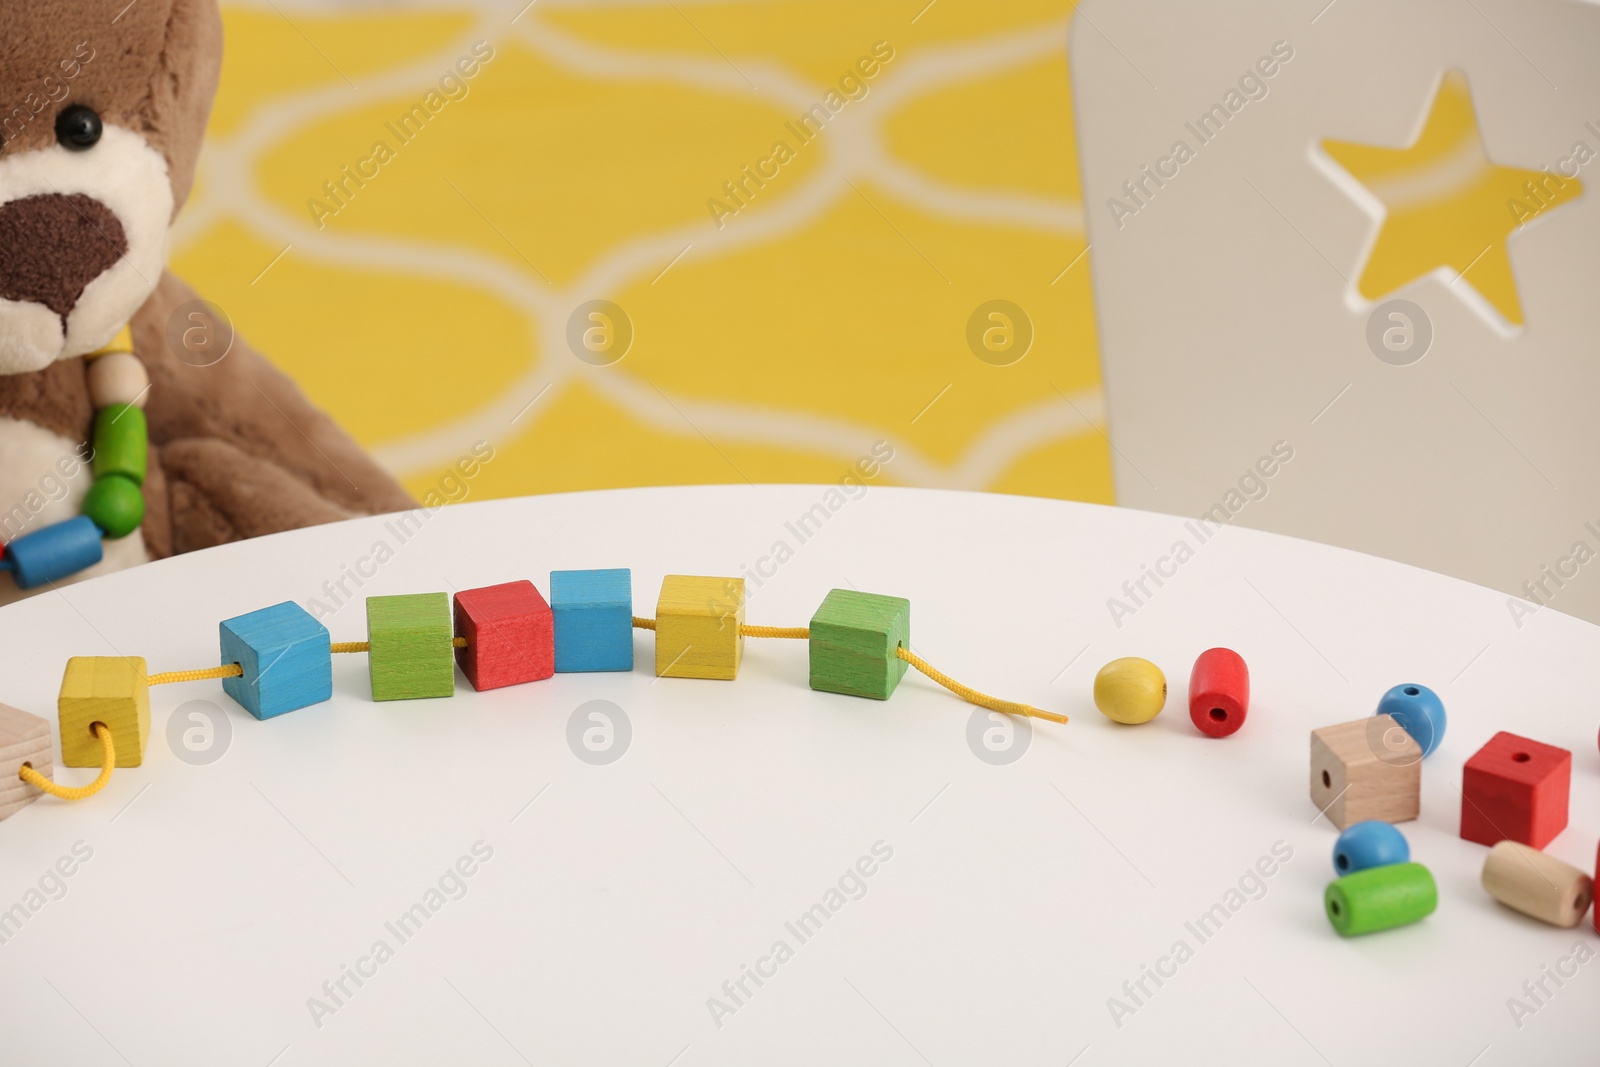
{"left": 895, "top": 646, "right": 1068, "bottom": 725}
{"left": 143, "top": 637, "right": 467, "bottom": 680}
{"left": 148, "top": 664, "right": 243, "bottom": 685}
{"left": 19, "top": 723, "right": 116, "bottom": 800}
{"left": 740, "top": 624, "right": 810, "bottom": 639}
{"left": 636, "top": 616, "right": 1061, "bottom": 725}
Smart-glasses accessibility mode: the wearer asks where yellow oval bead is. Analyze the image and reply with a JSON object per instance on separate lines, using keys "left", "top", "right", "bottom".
{"left": 1094, "top": 657, "right": 1167, "bottom": 724}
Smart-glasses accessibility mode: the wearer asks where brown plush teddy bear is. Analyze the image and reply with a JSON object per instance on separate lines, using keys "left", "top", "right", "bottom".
{"left": 0, "top": 0, "right": 413, "bottom": 602}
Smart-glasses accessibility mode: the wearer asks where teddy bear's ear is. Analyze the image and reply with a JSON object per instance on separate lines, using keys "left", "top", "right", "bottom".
{"left": 140, "top": 0, "right": 224, "bottom": 214}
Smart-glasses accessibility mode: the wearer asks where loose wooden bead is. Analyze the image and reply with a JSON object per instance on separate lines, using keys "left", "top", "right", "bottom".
{"left": 1333, "top": 820, "right": 1410, "bottom": 875}
{"left": 1481, "top": 841, "right": 1594, "bottom": 928}
{"left": 550, "top": 568, "right": 633, "bottom": 672}
{"left": 1376, "top": 683, "right": 1446, "bottom": 757}
{"left": 655, "top": 575, "right": 744, "bottom": 680}
{"left": 1189, "top": 647, "right": 1248, "bottom": 737}
{"left": 1325, "top": 862, "right": 1437, "bottom": 936}
{"left": 367, "top": 593, "right": 455, "bottom": 701}
{"left": 1309, "top": 715, "right": 1420, "bottom": 829}
{"left": 1093, "top": 657, "right": 1166, "bottom": 724}
{"left": 0, "top": 702, "right": 51, "bottom": 821}
{"left": 454, "top": 580, "right": 554, "bottom": 691}
{"left": 1460, "top": 731, "right": 1570, "bottom": 849}
{"left": 92, "top": 403, "right": 148, "bottom": 486}
{"left": 219, "top": 601, "right": 332, "bottom": 719}
{"left": 58, "top": 656, "right": 149, "bottom": 767}
{"left": 808, "top": 588, "right": 910, "bottom": 700}
{"left": 5, "top": 515, "right": 103, "bottom": 589}
{"left": 82, "top": 474, "right": 145, "bottom": 539}
{"left": 86, "top": 352, "right": 149, "bottom": 408}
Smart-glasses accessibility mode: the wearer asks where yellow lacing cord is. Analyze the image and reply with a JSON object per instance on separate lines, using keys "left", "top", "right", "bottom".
{"left": 740, "top": 624, "right": 811, "bottom": 640}
{"left": 895, "top": 646, "right": 1067, "bottom": 725}
{"left": 148, "top": 663, "right": 243, "bottom": 685}
{"left": 633, "top": 616, "right": 1063, "bottom": 725}
{"left": 18, "top": 722, "right": 115, "bottom": 800}
{"left": 135, "top": 630, "right": 1063, "bottom": 723}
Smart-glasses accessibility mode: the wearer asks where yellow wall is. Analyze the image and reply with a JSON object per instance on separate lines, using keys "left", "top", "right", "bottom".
{"left": 176, "top": 1, "right": 1107, "bottom": 503}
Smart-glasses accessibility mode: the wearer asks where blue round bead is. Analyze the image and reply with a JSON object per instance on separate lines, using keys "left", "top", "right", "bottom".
{"left": 1333, "top": 819, "right": 1410, "bottom": 875}
{"left": 6, "top": 515, "right": 104, "bottom": 589}
{"left": 1376, "top": 682, "right": 1446, "bottom": 757}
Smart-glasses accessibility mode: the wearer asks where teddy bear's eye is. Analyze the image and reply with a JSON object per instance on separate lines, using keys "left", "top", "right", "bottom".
{"left": 55, "top": 105, "right": 103, "bottom": 151}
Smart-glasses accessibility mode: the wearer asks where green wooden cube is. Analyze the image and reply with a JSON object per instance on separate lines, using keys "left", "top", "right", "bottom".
{"left": 367, "top": 593, "right": 455, "bottom": 701}
{"left": 808, "top": 589, "right": 910, "bottom": 700}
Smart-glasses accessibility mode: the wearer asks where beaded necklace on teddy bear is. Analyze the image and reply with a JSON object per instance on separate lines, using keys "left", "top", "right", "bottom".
{"left": 0, "top": 328, "right": 150, "bottom": 589}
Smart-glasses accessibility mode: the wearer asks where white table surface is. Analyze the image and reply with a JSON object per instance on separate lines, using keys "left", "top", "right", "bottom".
{"left": 0, "top": 485, "right": 1595, "bottom": 1066}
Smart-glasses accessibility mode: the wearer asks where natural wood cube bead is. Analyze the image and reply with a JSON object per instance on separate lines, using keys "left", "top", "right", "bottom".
{"left": 0, "top": 703, "right": 51, "bottom": 821}
{"left": 1309, "top": 715, "right": 1421, "bottom": 830}
{"left": 655, "top": 575, "right": 744, "bottom": 680}
{"left": 58, "top": 656, "right": 149, "bottom": 767}
{"left": 1481, "top": 841, "right": 1594, "bottom": 928}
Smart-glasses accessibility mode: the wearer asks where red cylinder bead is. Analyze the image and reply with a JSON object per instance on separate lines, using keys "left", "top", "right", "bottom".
{"left": 1189, "top": 647, "right": 1248, "bottom": 738}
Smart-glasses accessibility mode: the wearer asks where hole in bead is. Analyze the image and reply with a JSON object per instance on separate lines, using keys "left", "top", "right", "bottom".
{"left": 1321, "top": 770, "right": 1331, "bottom": 789}
{"left": 1336, "top": 854, "right": 1348, "bottom": 871}
{"left": 1329, "top": 899, "right": 1341, "bottom": 916}
{"left": 1403, "top": 686, "right": 1419, "bottom": 696}
{"left": 1512, "top": 752, "right": 1531, "bottom": 763}
{"left": 1209, "top": 707, "right": 1227, "bottom": 722}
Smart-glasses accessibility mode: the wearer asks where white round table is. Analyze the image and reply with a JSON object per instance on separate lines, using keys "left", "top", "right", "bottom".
{"left": 0, "top": 486, "right": 1595, "bottom": 1065}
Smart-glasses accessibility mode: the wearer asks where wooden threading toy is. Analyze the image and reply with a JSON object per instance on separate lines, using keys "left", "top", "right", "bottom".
{"left": 2, "top": 573, "right": 1064, "bottom": 810}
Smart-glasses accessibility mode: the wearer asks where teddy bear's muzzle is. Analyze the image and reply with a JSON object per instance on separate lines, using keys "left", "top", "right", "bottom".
{"left": 0, "top": 192, "right": 129, "bottom": 323}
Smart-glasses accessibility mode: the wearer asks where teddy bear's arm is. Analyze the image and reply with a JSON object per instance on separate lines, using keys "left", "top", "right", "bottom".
{"left": 130, "top": 272, "right": 418, "bottom": 558}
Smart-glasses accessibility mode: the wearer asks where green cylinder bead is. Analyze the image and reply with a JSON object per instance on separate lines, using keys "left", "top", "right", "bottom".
{"left": 92, "top": 403, "right": 148, "bottom": 486}
{"left": 1325, "top": 861, "right": 1437, "bottom": 936}
{"left": 82, "top": 474, "right": 145, "bottom": 539}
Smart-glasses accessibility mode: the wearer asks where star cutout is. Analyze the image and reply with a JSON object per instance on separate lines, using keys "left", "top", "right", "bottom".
{"left": 1320, "top": 70, "right": 1581, "bottom": 328}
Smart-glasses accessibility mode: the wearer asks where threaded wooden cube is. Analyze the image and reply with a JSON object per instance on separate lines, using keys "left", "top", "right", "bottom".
{"left": 367, "top": 593, "right": 455, "bottom": 701}
{"left": 551, "top": 568, "right": 633, "bottom": 672}
{"left": 219, "top": 601, "right": 332, "bottom": 719}
{"left": 0, "top": 703, "right": 51, "bottom": 821}
{"left": 808, "top": 589, "right": 910, "bottom": 700}
{"left": 454, "top": 580, "right": 554, "bottom": 691}
{"left": 59, "top": 656, "right": 149, "bottom": 767}
{"left": 655, "top": 575, "right": 744, "bottom": 680}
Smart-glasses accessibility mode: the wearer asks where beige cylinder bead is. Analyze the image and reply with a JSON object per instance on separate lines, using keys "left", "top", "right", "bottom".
{"left": 1481, "top": 840, "right": 1594, "bottom": 928}
{"left": 86, "top": 352, "right": 150, "bottom": 409}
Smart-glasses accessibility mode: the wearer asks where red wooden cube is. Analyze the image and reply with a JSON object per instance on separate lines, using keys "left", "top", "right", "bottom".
{"left": 454, "top": 581, "right": 554, "bottom": 691}
{"left": 1459, "top": 731, "right": 1571, "bottom": 849}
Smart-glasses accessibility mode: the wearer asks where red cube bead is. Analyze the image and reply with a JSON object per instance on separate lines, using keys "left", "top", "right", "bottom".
{"left": 1459, "top": 731, "right": 1571, "bottom": 849}
{"left": 453, "top": 581, "right": 554, "bottom": 691}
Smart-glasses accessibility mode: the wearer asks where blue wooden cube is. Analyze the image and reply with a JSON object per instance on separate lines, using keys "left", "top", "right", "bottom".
{"left": 550, "top": 568, "right": 633, "bottom": 672}
{"left": 219, "top": 601, "right": 332, "bottom": 719}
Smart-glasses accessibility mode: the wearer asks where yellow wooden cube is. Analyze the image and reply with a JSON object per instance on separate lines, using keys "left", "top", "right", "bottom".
{"left": 59, "top": 656, "right": 149, "bottom": 768}
{"left": 655, "top": 575, "right": 744, "bottom": 680}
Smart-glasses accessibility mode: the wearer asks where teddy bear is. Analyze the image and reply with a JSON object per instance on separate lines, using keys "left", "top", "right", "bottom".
{"left": 0, "top": 0, "right": 414, "bottom": 603}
